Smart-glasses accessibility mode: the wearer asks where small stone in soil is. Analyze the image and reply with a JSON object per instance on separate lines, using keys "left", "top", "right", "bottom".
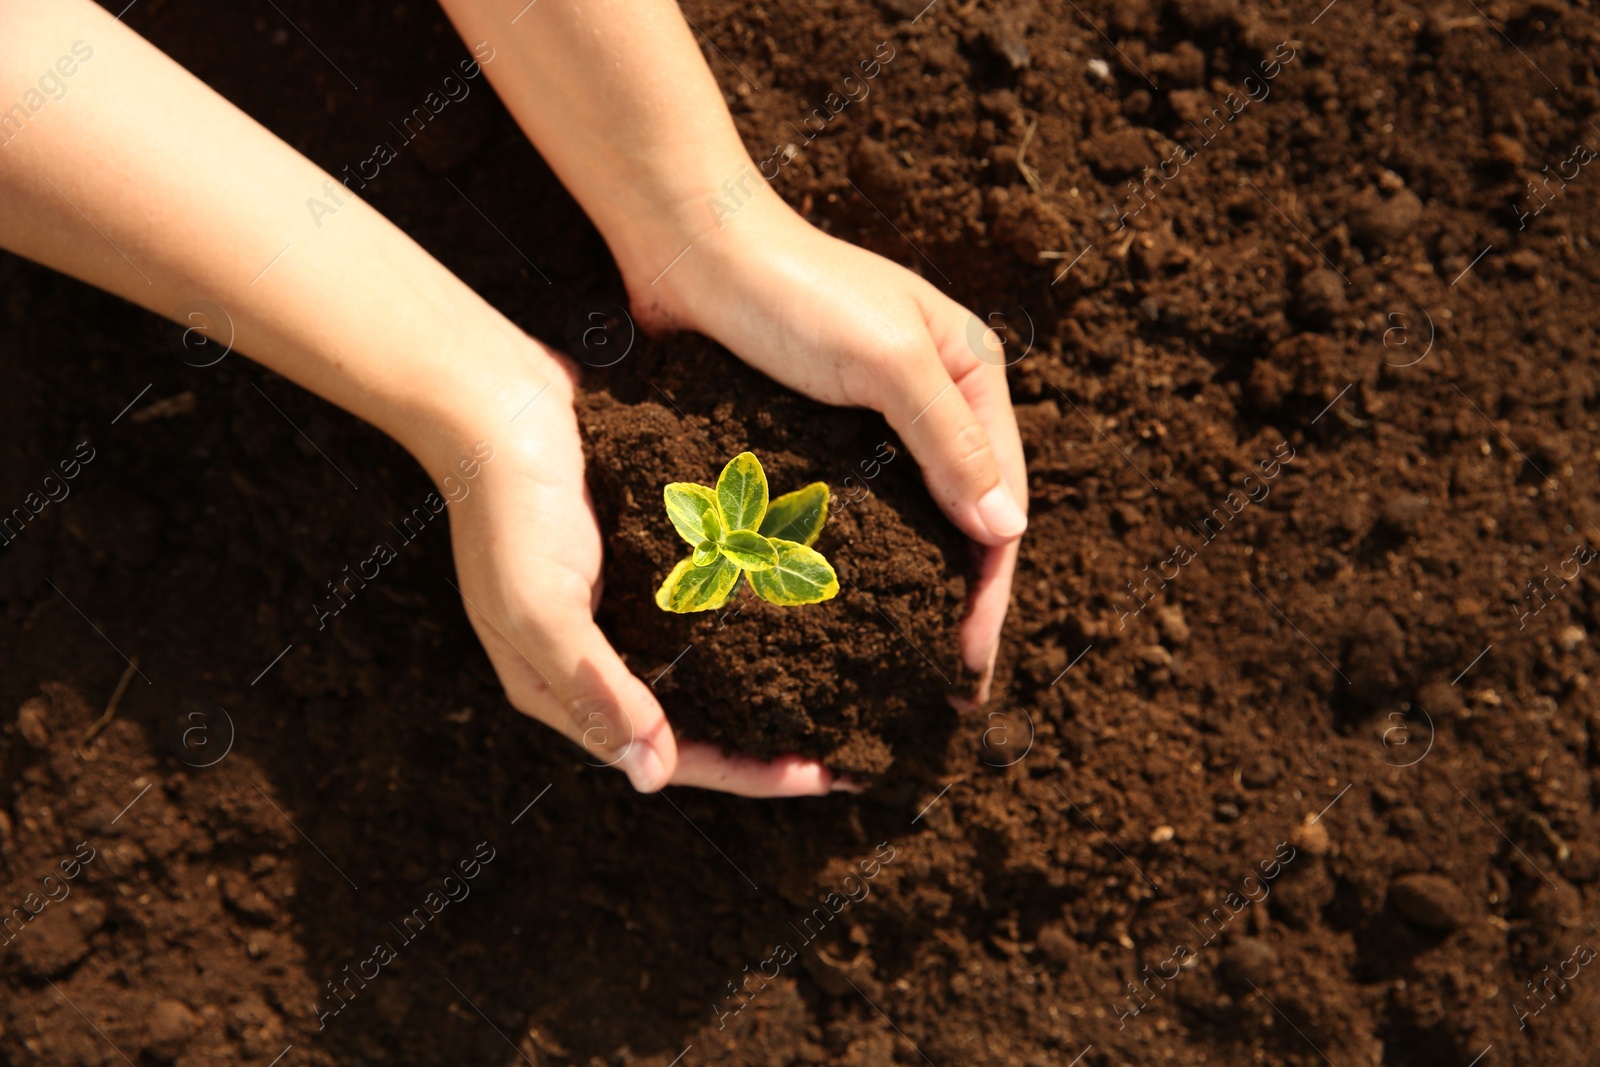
{"left": 1293, "top": 269, "right": 1347, "bottom": 327}
{"left": 1219, "top": 938, "right": 1280, "bottom": 987}
{"left": 1378, "top": 492, "right": 1430, "bottom": 533}
{"left": 1348, "top": 186, "right": 1424, "bottom": 249}
{"left": 144, "top": 998, "right": 201, "bottom": 1061}
{"left": 1082, "top": 128, "right": 1151, "bottom": 176}
{"left": 1292, "top": 816, "right": 1332, "bottom": 857}
{"left": 15, "top": 695, "right": 50, "bottom": 749}
{"left": 15, "top": 913, "right": 91, "bottom": 978}
{"left": 1036, "top": 922, "right": 1076, "bottom": 965}
{"left": 1389, "top": 872, "right": 1473, "bottom": 931}
{"left": 1154, "top": 604, "right": 1190, "bottom": 645}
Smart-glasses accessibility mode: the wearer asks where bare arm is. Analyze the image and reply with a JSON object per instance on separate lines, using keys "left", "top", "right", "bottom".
{"left": 0, "top": 0, "right": 842, "bottom": 797}
{"left": 0, "top": 0, "right": 544, "bottom": 463}
{"left": 433, "top": 0, "right": 753, "bottom": 282}
{"left": 438, "top": 0, "right": 1028, "bottom": 692}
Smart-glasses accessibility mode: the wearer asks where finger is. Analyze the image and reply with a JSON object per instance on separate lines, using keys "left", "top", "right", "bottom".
{"left": 546, "top": 622, "right": 679, "bottom": 793}
{"left": 870, "top": 292, "right": 1030, "bottom": 543}
{"left": 919, "top": 292, "right": 1029, "bottom": 515}
{"left": 950, "top": 539, "right": 1020, "bottom": 709}
{"left": 875, "top": 330, "right": 1026, "bottom": 548}
{"left": 461, "top": 585, "right": 678, "bottom": 793}
{"left": 671, "top": 742, "right": 841, "bottom": 797}
{"left": 920, "top": 291, "right": 1028, "bottom": 688}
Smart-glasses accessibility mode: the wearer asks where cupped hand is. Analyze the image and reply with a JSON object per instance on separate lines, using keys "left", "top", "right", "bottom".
{"left": 626, "top": 194, "right": 1028, "bottom": 703}
{"left": 424, "top": 347, "right": 842, "bottom": 797}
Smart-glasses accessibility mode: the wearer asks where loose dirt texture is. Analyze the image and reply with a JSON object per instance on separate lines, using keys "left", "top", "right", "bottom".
{"left": 2, "top": 0, "right": 1599, "bottom": 1065}
{"left": 578, "top": 339, "right": 968, "bottom": 778}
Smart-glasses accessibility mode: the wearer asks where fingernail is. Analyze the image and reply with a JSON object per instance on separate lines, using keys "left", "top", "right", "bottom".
{"left": 831, "top": 776, "right": 867, "bottom": 794}
{"left": 977, "top": 484, "right": 1027, "bottom": 539}
{"left": 623, "top": 742, "right": 667, "bottom": 793}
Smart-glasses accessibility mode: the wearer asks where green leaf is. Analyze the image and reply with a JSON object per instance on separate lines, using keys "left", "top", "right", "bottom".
{"left": 759, "top": 482, "right": 830, "bottom": 547}
{"left": 716, "top": 452, "right": 768, "bottom": 531}
{"left": 655, "top": 555, "right": 742, "bottom": 613}
{"left": 701, "top": 507, "right": 722, "bottom": 545}
{"left": 720, "top": 530, "right": 779, "bottom": 572}
{"left": 691, "top": 541, "right": 720, "bottom": 567}
{"left": 747, "top": 538, "right": 839, "bottom": 606}
{"left": 663, "top": 482, "right": 721, "bottom": 546}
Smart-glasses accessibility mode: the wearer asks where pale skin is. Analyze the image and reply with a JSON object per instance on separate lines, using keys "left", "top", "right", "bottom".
{"left": 0, "top": 0, "right": 1026, "bottom": 797}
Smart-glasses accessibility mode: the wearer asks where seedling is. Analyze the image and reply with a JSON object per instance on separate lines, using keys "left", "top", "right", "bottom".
{"left": 655, "top": 452, "right": 839, "bottom": 613}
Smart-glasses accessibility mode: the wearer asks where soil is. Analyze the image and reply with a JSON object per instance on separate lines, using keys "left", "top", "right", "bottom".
{"left": 3, "top": 0, "right": 1600, "bottom": 1065}
{"left": 578, "top": 338, "right": 969, "bottom": 778}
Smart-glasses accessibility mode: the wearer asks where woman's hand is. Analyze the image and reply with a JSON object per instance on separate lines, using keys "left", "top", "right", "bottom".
{"left": 418, "top": 347, "right": 844, "bottom": 796}
{"left": 0, "top": 0, "right": 841, "bottom": 798}
{"left": 624, "top": 193, "right": 1028, "bottom": 701}
{"left": 433, "top": 0, "right": 1028, "bottom": 701}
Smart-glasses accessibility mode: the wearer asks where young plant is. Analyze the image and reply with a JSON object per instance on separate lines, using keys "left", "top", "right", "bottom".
{"left": 655, "top": 452, "right": 839, "bottom": 613}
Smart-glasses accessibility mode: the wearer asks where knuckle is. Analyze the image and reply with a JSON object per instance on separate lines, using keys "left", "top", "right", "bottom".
{"left": 946, "top": 349, "right": 983, "bottom": 386}
{"left": 953, "top": 346, "right": 1002, "bottom": 387}
{"left": 509, "top": 575, "right": 587, "bottom": 631}
{"left": 947, "top": 420, "right": 997, "bottom": 482}
{"left": 848, "top": 354, "right": 922, "bottom": 413}
{"left": 567, "top": 695, "right": 634, "bottom": 766}
{"left": 873, "top": 331, "right": 929, "bottom": 371}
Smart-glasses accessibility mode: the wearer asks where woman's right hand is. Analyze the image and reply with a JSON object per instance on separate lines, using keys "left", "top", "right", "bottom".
{"left": 627, "top": 191, "right": 1028, "bottom": 705}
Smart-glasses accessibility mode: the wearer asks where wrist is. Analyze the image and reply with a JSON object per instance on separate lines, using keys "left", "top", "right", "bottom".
{"left": 594, "top": 146, "right": 799, "bottom": 294}
{"left": 380, "top": 321, "right": 570, "bottom": 487}
{"left": 610, "top": 169, "right": 812, "bottom": 327}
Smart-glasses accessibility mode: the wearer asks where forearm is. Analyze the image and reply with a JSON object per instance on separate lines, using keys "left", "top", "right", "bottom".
{"left": 436, "top": 0, "right": 779, "bottom": 282}
{"left": 0, "top": 0, "right": 551, "bottom": 476}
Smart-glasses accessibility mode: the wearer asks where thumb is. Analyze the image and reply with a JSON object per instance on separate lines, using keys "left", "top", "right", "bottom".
{"left": 544, "top": 622, "right": 679, "bottom": 793}
{"left": 462, "top": 587, "right": 678, "bottom": 793}
{"left": 878, "top": 332, "right": 1026, "bottom": 546}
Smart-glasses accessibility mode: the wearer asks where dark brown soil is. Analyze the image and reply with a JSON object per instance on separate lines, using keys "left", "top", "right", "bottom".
{"left": 4, "top": 0, "right": 1600, "bottom": 1065}
{"left": 578, "top": 336, "right": 968, "bottom": 777}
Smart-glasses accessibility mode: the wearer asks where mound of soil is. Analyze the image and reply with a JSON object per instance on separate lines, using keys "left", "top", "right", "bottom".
{"left": 3, "top": 0, "right": 1600, "bottom": 1065}
{"left": 578, "top": 337, "right": 969, "bottom": 777}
